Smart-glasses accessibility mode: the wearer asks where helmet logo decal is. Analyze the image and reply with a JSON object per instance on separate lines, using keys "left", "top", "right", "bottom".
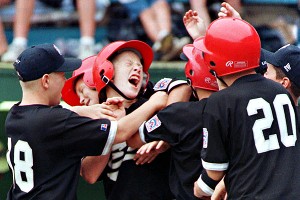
{"left": 204, "top": 77, "right": 212, "bottom": 83}
{"left": 226, "top": 61, "right": 248, "bottom": 68}
{"left": 234, "top": 61, "right": 248, "bottom": 68}
{"left": 226, "top": 61, "right": 234, "bottom": 67}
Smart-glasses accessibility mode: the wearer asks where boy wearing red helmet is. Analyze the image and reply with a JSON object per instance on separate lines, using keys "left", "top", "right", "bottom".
{"left": 193, "top": 17, "right": 300, "bottom": 200}
{"left": 126, "top": 43, "right": 218, "bottom": 200}
{"left": 62, "top": 40, "right": 174, "bottom": 200}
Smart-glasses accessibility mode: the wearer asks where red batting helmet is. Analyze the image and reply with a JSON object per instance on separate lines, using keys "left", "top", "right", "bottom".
{"left": 62, "top": 55, "right": 96, "bottom": 106}
{"left": 93, "top": 40, "right": 153, "bottom": 93}
{"left": 183, "top": 44, "right": 218, "bottom": 91}
{"left": 194, "top": 17, "right": 261, "bottom": 77}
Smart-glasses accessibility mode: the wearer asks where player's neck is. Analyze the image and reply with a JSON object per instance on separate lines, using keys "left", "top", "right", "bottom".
{"left": 20, "top": 90, "right": 51, "bottom": 106}
{"left": 221, "top": 69, "right": 256, "bottom": 86}
{"left": 196, "top": 89, "right": 214, "bottom": 100}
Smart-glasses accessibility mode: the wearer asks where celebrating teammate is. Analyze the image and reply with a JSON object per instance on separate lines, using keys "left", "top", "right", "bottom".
{"left": 127, "top": 43, "right": 218, "bottom": 200}
{"left": 263, "top": 44, "right": 300, "bottom": 106}
{"left": 5, "top": 43, "right": 167, "bottom": 199}
{"left": 193, "top": 17, "right": 300, "bottom": 199}
{"left": 78, "top": 40, "right": 173, "bottom": 199}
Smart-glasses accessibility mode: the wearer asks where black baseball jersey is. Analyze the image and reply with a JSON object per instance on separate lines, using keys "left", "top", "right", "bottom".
{"left": 5, "top": 103, "right": 116, "bottom": 200}
{"left": 140, "top": 100, "right": 207, "bottom": 200}
{"left": 103, "top": 98, "right": 173, "bottom": 200}
{"left": 202, "top": 74, "right": 300, "bottom": 199}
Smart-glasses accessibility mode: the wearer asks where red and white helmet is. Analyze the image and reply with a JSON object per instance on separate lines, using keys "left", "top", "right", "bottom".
{"left": 183, "top": 44, "right": 218, "bottom": 91}
{"left": 62, "top": 55, "right": 96, "bottom": 106}
{"left": 194, "top": 17, "right": 261, "bottom": 77}
{"left": 93, "top": 40, "right": 153, "bottom": 93}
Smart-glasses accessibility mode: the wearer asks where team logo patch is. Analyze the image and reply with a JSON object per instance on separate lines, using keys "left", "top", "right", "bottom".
{"left": 101, "top": 124, "right": 108, "bottom": 131}
{"left": 203, "top": 128, "right": 208, "bottom": 148}
{"left": 145, "top": 115, "right": 161, "bottom": 132}
{"left": 153, "top": 78, "right": 172, "bottom": 91}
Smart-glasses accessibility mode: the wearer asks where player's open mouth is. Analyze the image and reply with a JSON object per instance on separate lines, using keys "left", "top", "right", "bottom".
{"left": 128, "top": 75, "right": 140, "bottom": 87}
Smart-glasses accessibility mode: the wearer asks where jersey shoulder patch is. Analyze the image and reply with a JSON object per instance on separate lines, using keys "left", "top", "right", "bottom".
{"left": 145, "top": 115, "right": 161, "bottom": 132}
{"left": 153, "top": 78, "right": 172, "bottom": 91}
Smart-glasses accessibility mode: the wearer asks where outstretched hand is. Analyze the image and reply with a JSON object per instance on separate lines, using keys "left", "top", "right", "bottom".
{"left": 218, "top": 2, "right": 241, "bottom": 19}
{"left": 134, "top": 141, "right": 170, "bottom": 165}
{"left": 183, "top": 10, "right": 206, "bottom": 40}
{"left": 212, "top": 178, "right": 227, "bottom": 200}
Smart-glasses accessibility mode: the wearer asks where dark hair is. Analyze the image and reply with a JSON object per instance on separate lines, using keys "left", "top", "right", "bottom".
{"left": 290, "top": 82, "right": 300, "bottom": 98}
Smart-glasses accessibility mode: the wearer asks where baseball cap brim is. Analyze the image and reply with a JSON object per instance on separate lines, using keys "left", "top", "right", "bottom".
{"left": 255, "top": 48, "right": 268, "bottom": 74}
{"left": 261, "top": 48, "right": 279, "bottom": 67}
{"left": 55, "top": 57, "right": 82, "bottom": 72}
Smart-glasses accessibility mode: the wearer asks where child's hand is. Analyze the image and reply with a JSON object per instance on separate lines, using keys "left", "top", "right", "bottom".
{"left": 183, "top": 10, "right": 206, "bottom": 40}
{"left": 218, "top": 2, "right": 241, "bottom": 19}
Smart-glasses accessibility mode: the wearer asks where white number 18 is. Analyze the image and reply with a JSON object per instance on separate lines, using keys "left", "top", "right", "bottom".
{"left": 7, "top": 138, "right": 34, "bottom": 193}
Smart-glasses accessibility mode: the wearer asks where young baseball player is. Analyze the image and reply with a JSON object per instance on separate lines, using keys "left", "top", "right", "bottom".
{"left": 193, "top": 17, "right": 300, "bottom": 199}
{"left": 61, "top": 52, "right": 167, "bottom": 186}
{"left": 5, "top": 43, "right": 167, "bottom": 199}
{"left": 212, "top": 44, "right": 300, "bottom": 200}
{"left": 74, "top": 40, "right": 174, "bottom": 200}
{"left": 127, "top": 43, "right": 218, "bottom": 200}
{"left": 263, "top": 44, "right": 300, "bottom": 106}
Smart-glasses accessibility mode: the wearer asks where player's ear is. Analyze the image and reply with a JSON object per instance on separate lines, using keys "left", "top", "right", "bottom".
{"left": 281, "top": 77, "right": 291, "bottom": 89}
{"left": 41, "top": 74, "right": 50, "bottom": 89}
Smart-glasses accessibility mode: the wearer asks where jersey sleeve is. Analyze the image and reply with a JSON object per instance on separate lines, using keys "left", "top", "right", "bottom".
{"left": 141, "top": 102, "right": 202, "bottom": 146}
{"left": 61, "top": 108, "right": 117, "bottom": 157}
{"left": 201, "top": 97, "right": 229, "bottom": 171}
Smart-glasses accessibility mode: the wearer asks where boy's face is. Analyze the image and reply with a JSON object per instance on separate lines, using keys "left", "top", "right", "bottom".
{"left": 75, "top": 78, "right": 99, "bottom": 106}
{"left": 264, "top": 63, "right": 282, "bottom": 84}
{"left": 111, "top": 51, "right": 144, "bottom": 99}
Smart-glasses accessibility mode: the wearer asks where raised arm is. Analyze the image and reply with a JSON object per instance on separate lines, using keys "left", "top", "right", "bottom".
{"left": 114, "top": 91, "right": 168, "bottom": 144}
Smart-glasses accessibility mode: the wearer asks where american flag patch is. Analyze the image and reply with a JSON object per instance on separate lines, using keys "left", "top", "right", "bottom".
{"left": 153, "top": 78, "right": 172, "bottom": 91}
{"left": 203, "top": 128, "right": 208, "bottom": 148}
{"left": 145, "top": 115, "right": 161, "bottom": 132}
{"left": 101, "top": 124, "right": 108, "bottom": 131}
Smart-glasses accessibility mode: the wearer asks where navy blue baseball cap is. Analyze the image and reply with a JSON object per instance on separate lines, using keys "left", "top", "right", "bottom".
{"left": 262, "top": 44, "right": 300, "bottom": 88}
{"left": 255, "top": 49, "right": 268, "bottom": 75}
{"left": 13, "top": 43, "right": 82, "bottom": 82}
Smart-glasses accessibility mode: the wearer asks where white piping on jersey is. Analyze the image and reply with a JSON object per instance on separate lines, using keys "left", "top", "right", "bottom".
{"left": 102, "top": 121, "right": 117, "bottom": 155}
{"left": 139, "top": 121, "right": 146, "bottom": 143}
{"left": 202, "top": 159, "right": 228, "bottom": 171}
{"left": 197, "top": 175, "right": 214, "bottom": 196}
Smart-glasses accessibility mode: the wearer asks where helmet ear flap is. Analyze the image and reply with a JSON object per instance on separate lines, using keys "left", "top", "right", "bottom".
{"left": 93, "top": 59, "right": 114, "bottom": 93}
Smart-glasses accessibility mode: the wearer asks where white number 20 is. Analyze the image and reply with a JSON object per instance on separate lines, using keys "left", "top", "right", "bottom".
{"left": 247, "top": 94, "right": 297, "bottom": 153}
{"left": 7, "top": 138, "right": 34, "bottom": 193}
